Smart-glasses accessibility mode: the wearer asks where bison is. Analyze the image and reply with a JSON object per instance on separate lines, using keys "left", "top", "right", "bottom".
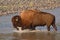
{"left": 11, "top": 10, "right": 57, "bottom": 31}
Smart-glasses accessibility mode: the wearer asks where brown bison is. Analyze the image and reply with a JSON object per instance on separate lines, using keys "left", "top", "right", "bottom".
{"left": 12, "top": 10, "right": 57, "bottom": 31}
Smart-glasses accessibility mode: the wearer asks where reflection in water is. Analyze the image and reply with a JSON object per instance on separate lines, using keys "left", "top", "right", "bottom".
{"left": 12, "top": 32, "right": 56, "bottom": 40}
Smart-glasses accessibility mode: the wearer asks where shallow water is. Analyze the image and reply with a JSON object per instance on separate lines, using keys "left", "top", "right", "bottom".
{"left": 0, "top": 31, "right": 60, "bottom": 40}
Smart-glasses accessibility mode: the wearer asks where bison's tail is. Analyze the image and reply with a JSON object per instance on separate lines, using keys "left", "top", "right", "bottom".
{"left": 53, "top": 16, "right": 55, "bottom": 24}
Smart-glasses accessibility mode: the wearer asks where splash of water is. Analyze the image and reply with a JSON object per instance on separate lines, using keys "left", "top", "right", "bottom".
{"left": 13, "top": 27, "right": 49, "bottom": 33}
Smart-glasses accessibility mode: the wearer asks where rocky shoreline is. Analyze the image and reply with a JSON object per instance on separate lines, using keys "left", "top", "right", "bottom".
{"left": 0, "top": 0, "right": 60, "bottom": 16}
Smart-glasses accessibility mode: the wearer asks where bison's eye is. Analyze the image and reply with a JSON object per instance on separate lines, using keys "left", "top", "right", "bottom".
{"left": 16, "top": 18, "right": 18, "bottom": 21}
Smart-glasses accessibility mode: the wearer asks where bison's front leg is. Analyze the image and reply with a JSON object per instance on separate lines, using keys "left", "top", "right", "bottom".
{"left": 21, "top": 27, "right": 24, "bottom": 30}
{"left": 21, "top": 26, "right": 27, "bottom": 30}
{"left": 15, "top": 26, "right": 19, "bottom": 30}
{"left": 13, "top": 24, "right": 19, "bottom": 30}
{"left": 16, "top": 27, "right": 19, "bottom": 30}
{"left": 14, "top": 26, "right": 19, "bottom": 30}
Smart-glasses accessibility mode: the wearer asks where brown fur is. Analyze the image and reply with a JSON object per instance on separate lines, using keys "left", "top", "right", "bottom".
{"left": 11, "top": 10, "right": 57, "bottom": 31}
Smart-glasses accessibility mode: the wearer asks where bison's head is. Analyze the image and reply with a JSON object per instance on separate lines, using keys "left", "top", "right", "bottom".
{"left": 12, "top": 15, "right": 22, "bottom": 30}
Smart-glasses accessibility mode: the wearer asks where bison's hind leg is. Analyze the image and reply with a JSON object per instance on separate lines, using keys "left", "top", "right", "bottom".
{"left": 46, "top": 23, "right": 51, "bottom": 31}
{"left": 29, "top": 26, "right": 35, "bottom": 30}
{"left": 31, "top": 27, "right": 35, "bottom": 30}
{"left": 52, "top": 18, "right": 57, "bottom": 31}
{"left": 52, "top": 23, "right": 57, "bottom": 31}
{"left": 47, "top": 25, "right": 50, "bottom": 31}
